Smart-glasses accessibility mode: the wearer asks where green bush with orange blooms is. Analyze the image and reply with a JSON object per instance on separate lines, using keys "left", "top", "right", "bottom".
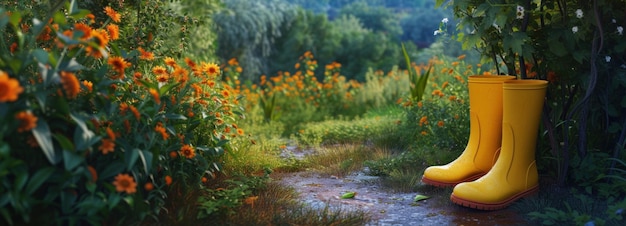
{"left": 0, "top": 2, "right": 243, "bottom": 225}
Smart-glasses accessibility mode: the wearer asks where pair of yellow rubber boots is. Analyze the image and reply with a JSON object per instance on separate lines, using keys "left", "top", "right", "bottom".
{"left": 421, "top": 75, "right": 548, "bottom": 210}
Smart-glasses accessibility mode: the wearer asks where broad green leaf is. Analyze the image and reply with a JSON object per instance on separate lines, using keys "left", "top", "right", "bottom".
{"left": 63, "top": 150, "right": 83, "bottom": 171}
{"left": 70, "top": 113, "right": 98, "bottom": 151}
{"left": 33, "top": 120, "right": 59, "bottom": 164}
{"left": 125, "top": 148, "right": 139, "bottom": 171}
{"left": 164, "top": 113, "right": 187, "bottom": 120}
{"left": 414, "top": 194, "right": 430, "bottom": 202}
{"left": 8, "top": 11, "right": 21, "bottom": 28}
{"left": 0, "top": 9, "right": 9, "bottom": 29}
{"left": 14, "top": 171, "right": 28, "bottom": 191}
{"left": 32, "top": 49, "right": 49, "bottom": 64}
{"left": 108, "top": 193, "right": 121, "bottom": 210}
{"left": 25, "top": 168, "right": 54, "bottom": 195}
{"left": 99, "top": 162, "right": 125, "bottom": 180}
{"left": 53, "top": 11, "right": 67, "bottom": 26}
{"left": 138, "top": 150, "right": 153, "bottom": 173}
{"left": 53, "top": 134, "right": 74, "bottom": 151}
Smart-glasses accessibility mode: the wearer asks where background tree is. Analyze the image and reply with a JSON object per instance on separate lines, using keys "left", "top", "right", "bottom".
{"left": 213, "top": 0, "right": 297, "bottom": 81}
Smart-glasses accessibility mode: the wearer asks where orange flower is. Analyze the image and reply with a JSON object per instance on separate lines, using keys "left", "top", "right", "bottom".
{"left": 448, "top": 95, "right": 457, "bottom": 101}
{"left": 144, "top": 182, "right": 154, "bottom": 191}
{"left": 237, "top": 128, "right": 244, "bottom": 135}
{"left": 156, "top": 74, "right": 169, "bottom": 83}
{"left": 421, "top": 131, "right": 428, "bottom": 136}
{"left": 180, "top": 144, "right": 195, "bottom": 159}
{"left": 60, "top": 71, "right": 80, "bottom": 99}
{"left": 547, "top": 71, "right": 558, "bottom": 83}
{"left": 201, "top": 177, "right": 208, "bottom": 183}
{"left": 86, "top": 13, "right": 95, "bottom": 24}
{"left": 184, "top": 57, "right": 196, "bottom": 68}
{"left": 138, "top": 47, "right": 154, "bottom": 60}
{"left": 108, "top": 56, "right": 131, "bottom": 76}
{"left": 113, "top": 173, "right": 137, "bottom": 194}
{"left": 87, "top": 165, "right": 98, "bottom": 182}
{"left": 169, "top": 151, "right": 178, "bottom": 159}
{"left": 163, "top": 57, "right": 176, "bottom": 67}
{"left": 73, "top": 23, "right": 92, "bottom": 40}
{"left": 129, "top": 105, "right": 140, "bottom": 120}
{"left": 15, "top": 111, "right": 37, "bottom": 133}
{"left": 149, "top": 88, "right": 160, "bottom": 104}
{"left": 99, "top": 138, "right": 115, "bottom": 154}
{"left": 165, "top": 175, "right": 172, "bottom": 186}
{"left": 419, "top": 116, "right": 428, "bottom": 126}
{"left": 457, "top": 54, "right": 466, "bottom": 60}
{"left": 106, "top": 127, "right": 116, "bottom": 141}
{"left": 104, "top": 6, "right": 121, "bottom": 23}
{"left": 9, "top": 42, "right": 17, "bottom": 53}
{"left": 81, "top": 80, "right": 93, "bottom": 93}
{"left": 221, "top": 90, "right": 230, "bottom": 97}
{"left": 417, "top": 101, "right": 423, "bottom": 108}
{"left": 0, "top": 71, "right": 24, "bottom": 102}
{"left": 152, "top": 66, "right": 167, "bottom": 75}
{"left": 437, "top": 121, "right": 445, "bottom": 127}
{"left": 106, "top": 24, "right": 120, "bottom": 40}
{"left": 228, "top": 58, "right": 238, "bottom": 66}
{"left": 205, "top": 63, "right": 220, "bottom": 76}
{"left": 155, "top": 123, "right": 170, "bottom": 140}
{"left": 244, "top": 196, "right": 259, "bottom": 208}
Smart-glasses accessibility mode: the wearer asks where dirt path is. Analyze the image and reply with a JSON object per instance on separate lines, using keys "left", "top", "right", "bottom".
{"left": 275, "top": 169, "right": 530, "bottom": 226}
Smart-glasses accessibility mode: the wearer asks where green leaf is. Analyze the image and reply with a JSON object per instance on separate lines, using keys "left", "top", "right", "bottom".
{"left": 164, "top": 113, "right": 187, "bottom": 120}
{"left": 108, "top": 193, "right": 121, "bottom": 210}
{"left": 25, "top": 168, "right": 54, "bottom": 195}
{"left": 32, "top": 49, "right": 49, "bottom": 64}
{"left": 99, "top": 162, "right": 125, "bottom": 180}
{"left": 341, "top": 191, "right": 356, "bottom": 199}
{"left": 138, "top": 150, "right": 153, "bottom": 174}
{"left": 53, "top": 11, "right": 67, "bottom": 26}
{"left": 8, "top": 11, "right": 21, "bottom": 28}
{"left": 0, "top": 8, "right": 9, "bottom": 29}
{"left": 70, "top": 113, "right": 98, "bottom": 151}
{"left": 414, "top": 194, "right": 430, "bottom": 202}
{"left": 63, "top": 150, "right": 83, "bottom": 171}
{"left": 125, "top": 148, "right": 139, "bottom": 171}
{"left": 14, "top": 171, "right": 28, "bottom": 191}
{"left": 53, "top": 134, "right": 74, "bottom": 151}
{"left": 32, "top": 120, "right": 60, "bottom": 165}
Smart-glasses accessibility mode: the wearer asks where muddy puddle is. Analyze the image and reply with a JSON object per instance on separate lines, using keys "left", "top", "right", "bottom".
{"left": 275, "top": 147, "right": 529, "bottom": 226}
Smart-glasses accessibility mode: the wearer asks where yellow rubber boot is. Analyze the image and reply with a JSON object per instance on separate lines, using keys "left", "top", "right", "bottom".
{"left": 421, "top": 75, "right": 515, "bottom": 187}
{"left": 451, "top": 79, "right": 548, "bottom": 210}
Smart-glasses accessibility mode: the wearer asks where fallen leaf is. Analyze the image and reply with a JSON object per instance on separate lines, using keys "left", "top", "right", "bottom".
{"left": 341, "top": 191, "right": 357, "bottom": 199}
{"left": 414, "top": 194, "right": 430, "bottom": 202}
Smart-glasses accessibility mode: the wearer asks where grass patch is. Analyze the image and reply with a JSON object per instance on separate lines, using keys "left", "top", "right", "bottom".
{"left": 306, "top": 144, "right": 390, "bottom": 177}
{"left": 211, "top": 181, "right": 370, "bottom": 225}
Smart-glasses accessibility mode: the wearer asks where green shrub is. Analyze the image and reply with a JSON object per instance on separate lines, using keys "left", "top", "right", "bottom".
{"left": 0, "top": 1, "right": 241, "bottom": 225}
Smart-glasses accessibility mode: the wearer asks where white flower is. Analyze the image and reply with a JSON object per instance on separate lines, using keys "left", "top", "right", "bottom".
{"left": 575, "top": 9, "right": 583, "bottom": 19}
{"left": 442, "top": 18, "right": 449, "bottom": 24}
{"left": 618, "top": 26, "right": 623, "bottom": 35}
{"left": 572, "top": 26, "right": 579, "bottom": 33}
{"left": 434, "top": 30, "right": 441, "bottom": 36}
{"left": 613, "top": 19, "right": 617, "bottom": 23}
{"left": 516, "top": 5, "right": 525, "bottom": 19}
{"left": 606, "top": 56, "right": 612, "bottom": 62}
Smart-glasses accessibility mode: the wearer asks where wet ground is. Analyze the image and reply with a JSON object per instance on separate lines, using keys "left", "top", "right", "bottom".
{"left": 275, "top": 147, "right": 530, "bottom": 226}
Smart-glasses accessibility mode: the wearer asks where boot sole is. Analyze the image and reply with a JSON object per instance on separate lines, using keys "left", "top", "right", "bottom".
{"left": 449, "top": 185, "right": 539, "bottom": 210}
{"left": 421, "top": 173, "right": 486, "bottom": 187}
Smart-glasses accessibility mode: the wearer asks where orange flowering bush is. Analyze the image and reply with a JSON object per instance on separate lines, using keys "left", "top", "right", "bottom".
{"left": 0, "top": 2, "right": 242, "bottom": 225}
{"left": 399, "top": 56, "right": 492, "bottom": 165}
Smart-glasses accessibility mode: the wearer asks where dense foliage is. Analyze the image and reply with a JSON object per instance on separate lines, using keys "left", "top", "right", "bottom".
{"left": 0, "top": 0, "right": 239, "bottom": 225}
